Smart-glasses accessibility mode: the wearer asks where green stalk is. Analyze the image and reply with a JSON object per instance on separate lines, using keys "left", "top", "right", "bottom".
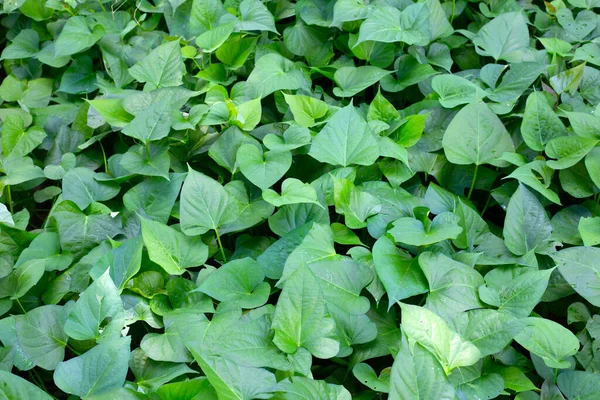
{"left": 468, "top": 164, "right": 479, "bottom": 200}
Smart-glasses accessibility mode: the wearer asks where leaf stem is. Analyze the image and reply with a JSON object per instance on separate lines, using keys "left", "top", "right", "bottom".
{"left": 481, "top": 190, "right": 493, "bottom": 216}
{"left": 215, "top": 229, "right": 227, "bottom": 263}
{"left": 468, "top": 164, "right": 479, "bottom": 200}
{"left": 99, "top": 140, "right": 108, "bottom": 174}
{"left": 67, "top": 343, "right": 81, "bottom": 356}
{"left": 5, "top": 185, "right": 13, "bottom": 215}
{"left": 15, "top": 298, "right": 26, "bottom": 314}
{"left": 450, "top": 0, "right": 456, "bottom": 23}
{"left": 97, "top": 0, "right": 107, "bottom": 12}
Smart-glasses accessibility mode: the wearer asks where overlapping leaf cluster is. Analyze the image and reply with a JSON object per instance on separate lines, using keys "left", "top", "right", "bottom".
{"left": 1, "top": 0, "right": 600, "bottom": 398}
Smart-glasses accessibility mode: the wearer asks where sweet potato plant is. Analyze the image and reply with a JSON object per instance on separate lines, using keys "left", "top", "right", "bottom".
{"left": 1, "top": 0, "right": 600, "bottom": 398}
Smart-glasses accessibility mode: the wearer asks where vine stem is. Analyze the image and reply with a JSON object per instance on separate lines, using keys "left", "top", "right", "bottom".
{"left": 468, "top": 164, "right": 479, "bottom": 200}
{"left": 215, "top": 229, "right": 227, "bottom": 263}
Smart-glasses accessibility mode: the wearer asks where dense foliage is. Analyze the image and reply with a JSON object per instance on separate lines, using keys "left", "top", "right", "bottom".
{"left": 1, "top": 0, "right": 600, "bottom": 398}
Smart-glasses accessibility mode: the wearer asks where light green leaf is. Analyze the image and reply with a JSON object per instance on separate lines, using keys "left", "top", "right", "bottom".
{"left": 282, "top": 93, "right": 329, "bottom": 128}
{"left": 400, "top": 303, "right": 481, "bottom": 374}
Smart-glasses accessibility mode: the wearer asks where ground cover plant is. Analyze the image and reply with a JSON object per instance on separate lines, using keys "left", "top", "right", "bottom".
{"left": 1, "top": 0, "right": 600, "bottom": 398}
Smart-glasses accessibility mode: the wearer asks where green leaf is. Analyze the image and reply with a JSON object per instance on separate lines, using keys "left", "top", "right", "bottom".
{"left": 553, "top": 247, "right": 600, "bottom": 307}
{"left": 332, "top": 66, "right": 392, "bottom": 97}
{"left": 0, "top": 29, "right": 38, "bottom": 60}
{"left": 400, "top": 303, "right": 481, "bottom": 374}
{"left": 352, "top": 363, "right": 390, "bottom": 393}
{"left": 275, "top": 376, "right": 352, "bottom": 399}
{"left": 180, "top": 167, "right": 239, "bottom": 235}
{"left": 309, "top": 104, "right": 379, "bottom": 167}
{"left": 418, "top": 252, "right": 484, "bottom": 320}
{"left": 64, "top": 271, "right": 124, "bottom": 341}
{"left": 546, "top": 136, "right": 598, "bottom": 170}
{"left": 15, "top": 305, "right": 68, "bottom": 370}
{"left": 372, "top": 236, "right": 428, "bottom": 305}
{"left": 195, "top": 22, "right": 235, "bottom": 53}
{"left": 54, "top": 16, "right": 105, "bottom": 57}
{"left": 272, "top": 262, "right": 340, "bottom": 358}
{"left": 453, "top": 309, "right": 525, "bottom": 357}
{"left": 503, "top": 184, "right": 553, "bottom": 256}
{"left": 521, "top": 91, "right": 567, "bottom": 151}
{"left": 121, "top": 99, "right": 174, "bottom": 145}
{"left": 237, "top": 145, "right": 292, "bottom": 190}
{"left": 389, "top": 212, "right": 463, "bottom": 246}
{"left": 579, "top": 217, "right": 600, "bottom": 247}
{"left": 141, "top": 218, "right": 208, "bottom": 275}
{"left": 120, "top": 142, "right": 171, "bottom": 179}
{"left": 245, "top": 53, "right": 310, "bottom": 99}
{"left": 0, "top": 370, "right": 53, "bottom": 399}
{"left": 442, "top": 102, "right": 515, "bottom": 166}
{"left": 432, "top": 74, "right": 488, "bottom": 108}
{"left": 198, "top": 258, "right": 270, "bottom": 308}
{"left": 389, "top": 335, "right": 455, "bottom": 400}
{"left": 129, "top": 348, "right": 196, "bottom": 391}
{"left": 262, "top": 178, "right": 322, "bottom": 208}
{"left": 62, "top": 168, "right": 120, "bottom": 210}
{"left": 472, "top": 12, "right": 530, "bottom": 61}
{"left": 514, "top": 317, "right": 579, "bottom": 369}
{"left": 557, "top": 371, "right": 600, "bottom": 400}
{"left": 128, "top": 41, "right": 184, "bottom": 90}
{"left": 54, "top": 336, "right": 131, "bottom": 398}
{"left": 478, "top": 266, "right": 553, "bottom": 318}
